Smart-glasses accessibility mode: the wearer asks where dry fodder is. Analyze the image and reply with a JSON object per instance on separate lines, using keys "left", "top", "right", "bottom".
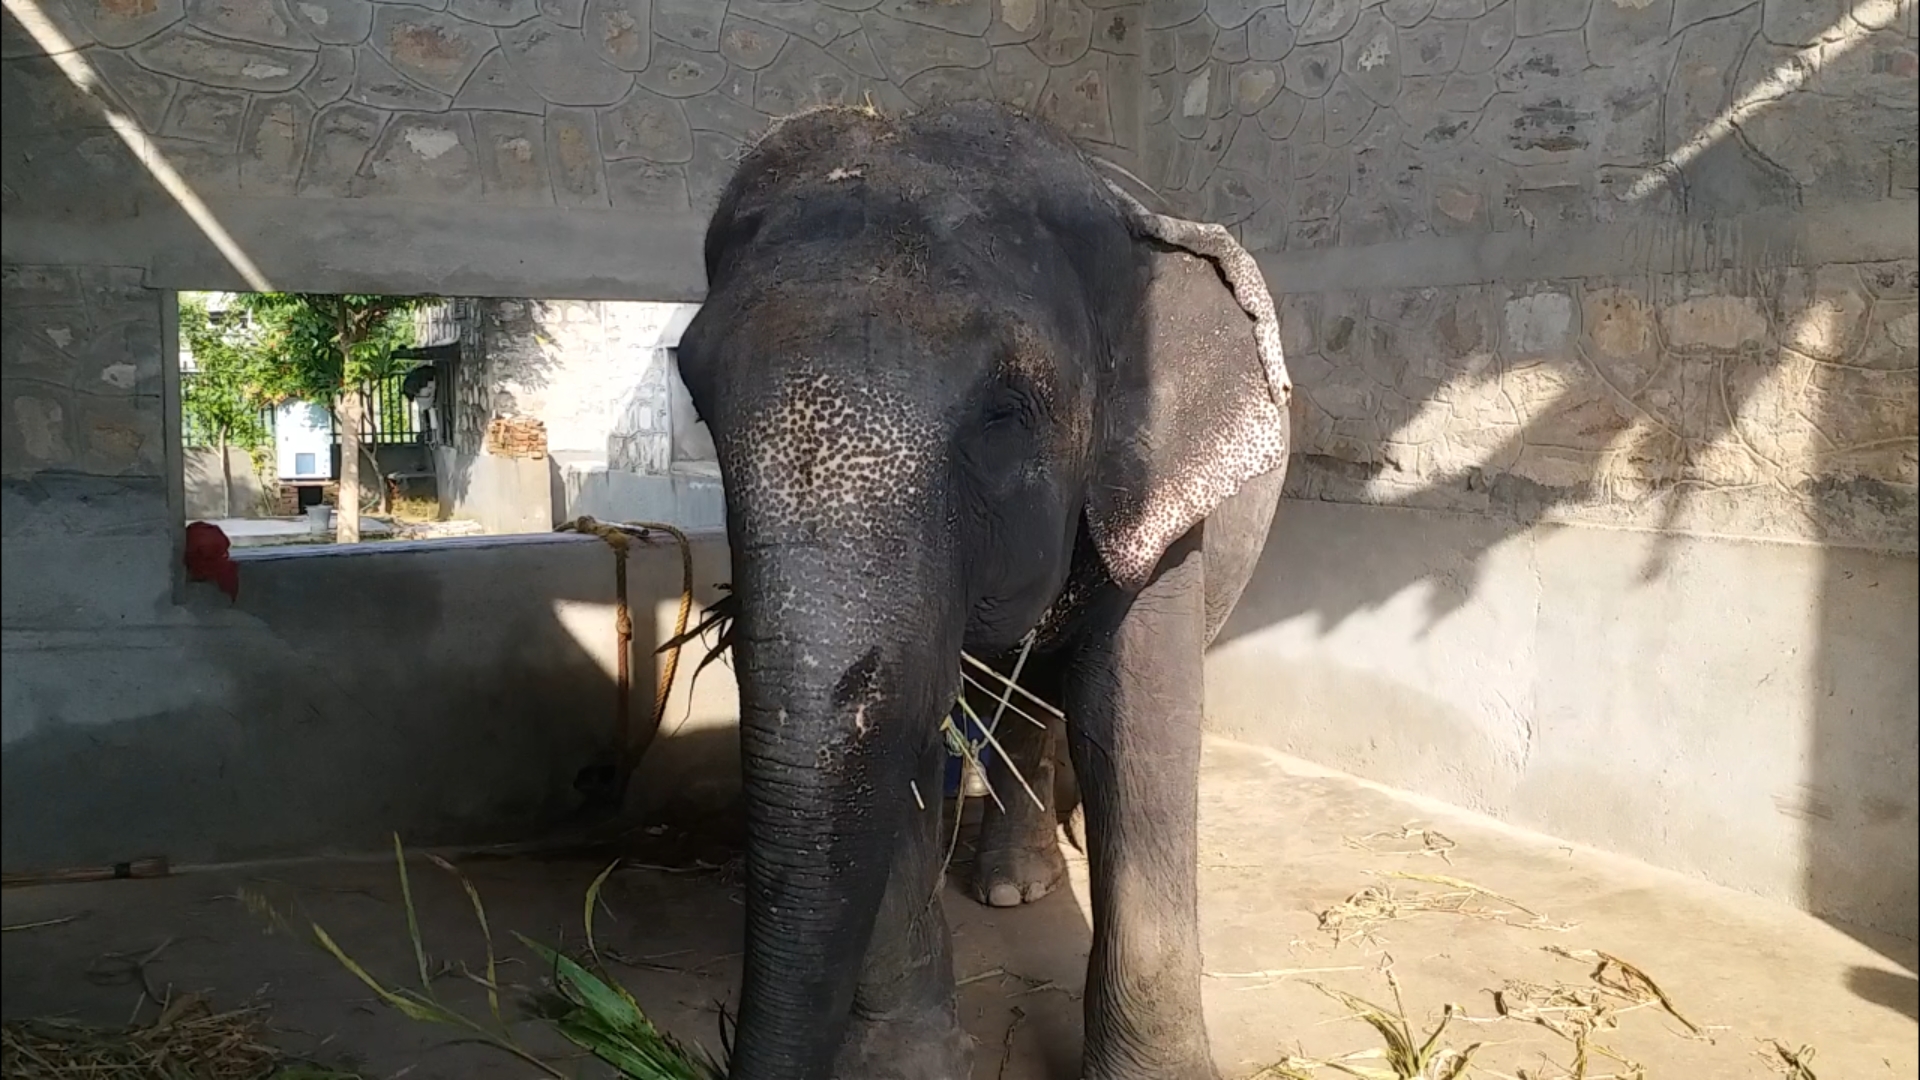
{"left": 2, "top": 913, "right": 89, "bottom": 932}
{"left": 1540, "top": 947, "right": 1702, "bottom": 1038}
{"left": 1252, "top": 969, "right": 1481, "bottom": 1080}
{"left": 956, "top": 965, "right": 1082, "bottom": 1002}
{"left": 1342, "top": 825, "right": 1458, "bottom": 865}
{"left": 1754, "top": 1039, "right": 1818, "bottom": 1079}
{"left": 1488, "top": 980, "right": 1648, "bottom": 1080}
{"left": 0, "top": 922, "right": 356, "bottom": 1080}
{"left": 1473, "top": 944, "right": 1717, "bottom": 1080}
{"left": 1289, "top": 855, "right": 1716, "bottom": 1080}
{"left": 661, "top": 590, "right": 1055, "bottom": 829}
{"left": 384, "top": 495, "right": 440, "bottom": 524}
{"left": 1316, "top": 872, "right": 1575, "bottom": 947}
{"left": 0, "top": 995, "right": 351, "bottom": 1080}
{"left": 1262, "top": 944, "right": 1703, "bottom": 1080}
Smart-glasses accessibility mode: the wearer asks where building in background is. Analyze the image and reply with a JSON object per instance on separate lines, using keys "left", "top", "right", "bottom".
{"left": 423, "top": 299, "right": 721, "bottom": 535}
{"left": 179, "top": 292, "right": 441, "bottom": 519}
{"left": 274, "top": 401, "right": 332, "bottom": 484}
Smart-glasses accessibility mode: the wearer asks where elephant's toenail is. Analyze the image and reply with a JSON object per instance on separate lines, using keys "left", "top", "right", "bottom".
{"left": 988, "top": 883, "right": 1025, "bottom": 907}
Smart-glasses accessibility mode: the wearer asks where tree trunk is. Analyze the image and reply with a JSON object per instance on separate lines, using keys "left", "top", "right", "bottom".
{"left": 217, "top": 433, "right": 233, "bottom": 519}
{"left": 362, "top": 439, "right": 391, "bottom": 514}
{"left": 336, "top": 391, "right": 363, "bottom": 543}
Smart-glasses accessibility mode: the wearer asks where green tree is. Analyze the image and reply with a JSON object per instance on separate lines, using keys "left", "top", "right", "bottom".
{"left": 233, "top": 292, "right": 429, "bottom": 543}
{"left": 179, "top": 293, "right": 276, "bottom": 518}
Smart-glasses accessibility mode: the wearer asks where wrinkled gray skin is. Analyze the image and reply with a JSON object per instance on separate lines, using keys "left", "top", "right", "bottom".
{"left": 675, "top": 101, "right": 1289, "bottom": 1080}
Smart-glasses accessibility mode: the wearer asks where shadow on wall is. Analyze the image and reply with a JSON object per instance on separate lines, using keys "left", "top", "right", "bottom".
{"left": 1215, "top": 290, "right": 1917, "bottom": 958}
{"left": 1216, "top": 262, "right": 1916, "bottom": 961}
{"left": 1204, "top": 8, "right": 1917, "bottom": 970}
{"left": 431, "top": 299, "right": 569, "bottom": 534}
{"left": 1240, "top": 257, "right": 1915, "bottom": 639}
{"left": 1809, "top": 545, "right": 1920, "bottom": 965}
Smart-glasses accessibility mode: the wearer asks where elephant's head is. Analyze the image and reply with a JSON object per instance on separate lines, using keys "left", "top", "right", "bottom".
{"left": 673, "top": 102, "right": 1287, "bottom": 1080}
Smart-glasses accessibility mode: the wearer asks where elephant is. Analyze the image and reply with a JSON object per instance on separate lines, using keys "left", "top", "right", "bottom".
{"left": 674, "top": 100, "right": 1292, "bottom": 1080}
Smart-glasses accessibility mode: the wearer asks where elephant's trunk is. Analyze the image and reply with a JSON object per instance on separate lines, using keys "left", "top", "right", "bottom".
{"left": 724, "top": 537, "right": 960, "bottom": 1080}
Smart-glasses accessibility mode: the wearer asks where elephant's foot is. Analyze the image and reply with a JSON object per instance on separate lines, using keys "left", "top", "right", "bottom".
{"left": 1082, "top": 1015, "right": 1221, "bottom": 1080}
{"left": 833, "top": 1001, "right": 974, "bottom": 1080}
{"left": 971, "top": 828, "right": 1068, "bottom": 907}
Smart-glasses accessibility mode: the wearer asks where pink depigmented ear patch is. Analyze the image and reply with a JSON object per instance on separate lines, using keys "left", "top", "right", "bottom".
{"left": 1091, "top": 398, "right": 1289, "bottom": 590}
{"left": 1086, "top": 246, "right": 1292, "bottom": 591}
{"left": 1084, "top": 179, "right": 1295, "bottom": 590}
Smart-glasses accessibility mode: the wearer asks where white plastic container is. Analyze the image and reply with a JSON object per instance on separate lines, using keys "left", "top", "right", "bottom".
{"left": 305, "top": 504, "right": 334, "bottom": 537}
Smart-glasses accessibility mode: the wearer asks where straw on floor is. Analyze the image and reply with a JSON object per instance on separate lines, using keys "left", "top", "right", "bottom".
{"left": 0, "top": 994, "right": 350, "bottom": 1080}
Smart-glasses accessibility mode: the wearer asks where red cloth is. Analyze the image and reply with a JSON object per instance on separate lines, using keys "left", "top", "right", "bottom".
{"left": 184, "top": 521, "right": 239, "bottom": 602}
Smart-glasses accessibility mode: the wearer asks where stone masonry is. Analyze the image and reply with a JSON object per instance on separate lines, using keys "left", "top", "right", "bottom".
{"left": 1274, "top": 261, "right": 1918, "bottom": 549}
{"left": 1, "top": 263, "right": 171, "bottom": 629}
{"left": 2, "top": 0, "right": 1912, "bottom": 552}
{"left": 0, "top": 0, "right": 1147, "bottom": 214}
{"left": 1137, "top": 0, "right": 1918, "bottom": 550}
{"left": 1, "top": 0, "right": 1916, "bottom": 936}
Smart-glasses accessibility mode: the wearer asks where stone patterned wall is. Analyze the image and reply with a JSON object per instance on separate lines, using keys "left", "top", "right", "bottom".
{"left": 0, "top": 264, "right": 173, "bottom": 629}
{"left": 1134, "top": 0, "right": 1919, "bottom": 549}
{"left": 2, "top": 0, "right": 1914, "bottom": 549}
{"left": 1278, "top": 260, "right": 1919, "bottom": 549}
{"left": 2, "top": 265, "right": 167, "bottom": 493}
{"left": 1140, "top": 0, "right": 1916, "bottom": 238}
{"left": 0, "top": 0, "right": 1144, "bottom": 215}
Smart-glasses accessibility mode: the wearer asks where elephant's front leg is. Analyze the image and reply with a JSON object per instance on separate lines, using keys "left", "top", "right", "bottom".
{"left": 971, "top": 672, "right": 1071, "bottom": 907}
{"left": 832, "top": 736, "right": 974, "bottom": 1080}
{"left": 1065, "top": 534, "right": 1219, "bottom": 1080}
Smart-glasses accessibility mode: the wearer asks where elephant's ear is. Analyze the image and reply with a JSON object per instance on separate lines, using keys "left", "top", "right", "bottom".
{"left": 1086, "top": 247, "right": 1291, "bottom": 591}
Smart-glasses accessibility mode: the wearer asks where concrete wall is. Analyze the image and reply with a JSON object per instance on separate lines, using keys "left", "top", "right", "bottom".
{"left": 1208, "top": 503, "right": 1917, "bottom": 936}
{"left": 460, "top": 300, "right": 702, "bottom": 464}
{"left": 0, "top": 0, "right": 1145, "bottom": 298}
{"left": 182, "top": 445, "right": 267, "bottom": 519}
{"left": 1140, "top": 0, "right": 1920, "bottom": 941}
{"left": 1, "top": 523, "right": 738, "bottom": 868}
{"left": 432, "top": 444, "right": 556, "bottom": 534}
{"left": 1, "top": 0, "right": 1914, "bottom": 941}
{"left": 448, "top": 297, "right": 721, "bottom": 528}
{"left": 562, "top": 463, "right": 728, "bottom": 532}
{"left": 1, "top": 259, "right": 738, "bottom": 868}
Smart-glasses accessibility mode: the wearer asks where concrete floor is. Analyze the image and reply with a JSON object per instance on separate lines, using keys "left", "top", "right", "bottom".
{"left": 4, "top": 737, "right": 1914, "bottom": 1079}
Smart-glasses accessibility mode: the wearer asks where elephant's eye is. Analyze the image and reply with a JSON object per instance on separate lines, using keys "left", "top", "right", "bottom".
{"left": 983, "top": 397, "right": 1025, "bottom": 427}
{"left": 967, "top": 384, "right": 1037, "bottom": 475}
{"left": 981, "top": 383, "right": 1039, "bottom": 430}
